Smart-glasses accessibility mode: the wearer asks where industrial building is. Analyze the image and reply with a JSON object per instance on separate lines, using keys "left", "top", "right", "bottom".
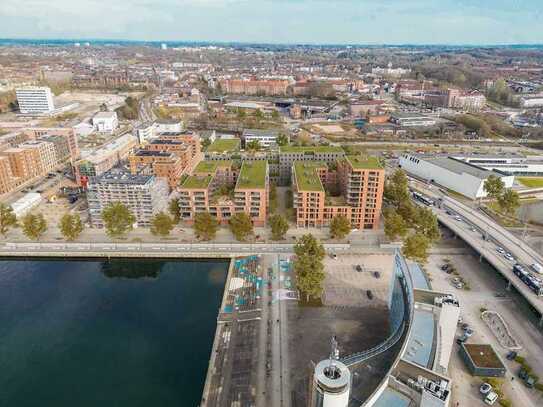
{"left": 453, "top": 154, "right": 543, "bottom": 176}
{"left": 16, "top": 86, "right": 55, "bottom": 115}
{"left": 399, "top": 154, "right": 515, "bottom": 199}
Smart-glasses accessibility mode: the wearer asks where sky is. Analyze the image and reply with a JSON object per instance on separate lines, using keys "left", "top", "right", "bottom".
{"left": 1, "top": 0, "right": 543, "bottom": 45}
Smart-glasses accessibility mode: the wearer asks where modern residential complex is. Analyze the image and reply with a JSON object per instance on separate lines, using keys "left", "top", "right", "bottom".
{"left": 242, "top": 128, "right": 282, "bottom": 148}
{"left": 292, "top": 155, "right": 384, "bottom": 229}
{"left": 179, "top": 160, "right": 268, "bottom": 226}
{"left": 87, "top": 170, "right": 169, "bottom": 228}
{"left": 15, "top": 86, "right": 55, "bottom": 115}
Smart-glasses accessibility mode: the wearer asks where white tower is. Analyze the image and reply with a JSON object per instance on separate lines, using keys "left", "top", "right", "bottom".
{"left": 309, "top": 337, "right": 351, "bottom": 407}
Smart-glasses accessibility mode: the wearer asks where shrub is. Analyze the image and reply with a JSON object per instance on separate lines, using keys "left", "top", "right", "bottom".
{"left": 499, "top": 399, "right": 512, "bottom": 407}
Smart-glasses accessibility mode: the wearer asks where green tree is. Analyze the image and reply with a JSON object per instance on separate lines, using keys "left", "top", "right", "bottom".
{"left": 21, "top": 213, "right": 47, "bottom": 241}
{"left": 402, "top": 233, "right": 431, "bottom": 263}
{"left": 383, "top": 208, "right": 408, "bottom": 241}
{"left": 271, "top": 110, "right": 280, "bottom": 120}
{"left": 246, "top": 140, "right": 261, "bottom": 152}
{"left": 414, "top": 207, "right": 440, "bottom": 242}
{"left": 293, "top": 234, "right": 326, "bottom": 302}
{"left": 194, "top": 212, "right": 219, "bottom": 241}
{"left": 269, "top": 183, "right": 278, "bottom": 213}
{"left": 484, "top": 175, "right": 505, "bottom": 200}
{"left": 0, "top": 203, "right": 17, "bottom": 237}
{"left": 229, "top": 212, "right": 253, "bottom": 241}
{"left": 329, "top": 214, "right": 351, "bottom": 239}
{"left": 384, "top": 169, "right": 411, "bottom": 208}
{"left": 201, "top": 138, "right": 211, "bottom": 149}
{"left": 497, "top": 189, "right": 520, "bottom": 217}
{"left": 59, "top": 213, "right": 83, "bottom": 241}
{"left": 254, "top": 109, "right": 264, "bottom": 121}
{"left": 102, "top": 202, "right": 136, "bottom": 238}
{"left": 269, "top": 214, "right": 289, "bottom": 240}
{"left": 150, "top": 212, "right": 175, "bottom": 236}
{"left": 168, "top": 199, "right": 181, "bottom": 223}
{"left": 276, "top": 133, "right": 289, "bottom": 146}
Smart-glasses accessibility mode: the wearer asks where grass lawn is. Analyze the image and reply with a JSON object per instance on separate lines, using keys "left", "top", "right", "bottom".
{"left": 517, "top": 177, "right": 543, "bottom": 188}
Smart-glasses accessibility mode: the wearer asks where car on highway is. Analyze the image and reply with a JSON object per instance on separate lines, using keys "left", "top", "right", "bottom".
{"left": 479, "top": 382, "right": 492, "bottom": 395}
{"left": 496, "top": 247, "right": 505, "bottom": 254}
{"left": 504, "top": 253, "right": 515, "bottom": 262}
{"left": 454, "top": 215, "right": 462, "bottom": 221}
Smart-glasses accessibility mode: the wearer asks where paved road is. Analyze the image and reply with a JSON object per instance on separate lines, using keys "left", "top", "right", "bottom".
{"left": 0, "top": 242, "right": 350, "bottom": 256}
{"left": 413, "top": 189, "right": 543, "bottom": 319}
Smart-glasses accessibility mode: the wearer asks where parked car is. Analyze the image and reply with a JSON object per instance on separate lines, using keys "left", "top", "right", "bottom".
{"left": 484, "top": 391, "right": 498, "bottom": 405}
{"left": 506, "top": 351, "right": 517, "bottom": 361}
{"left": 461, "top": 323, "right": 469, "bottom": 331}
{"left": 464, "top": 328, "right": 474, "bottom": 337}
{"left": 366, "top": 290, "right": 373, "bottom": 300}
{"left": 355, "top": 265, "right": 362, "bottom": 272}
{"left": 456, "top": 335, "right": 468, "bottom": 344}
{"left": 373, "top": 271, "right": 380, "bottom": 279}
{"left": 331, "top": 253, "right": 338, "bottom": 260}
{"left": 479, "top": 383, "right": 492, "bottom": 395}
{"left": 441, "top": 264, "right": 450, "bottom": 271}
{"left": 519, "top": 369, "right": 536, "bottom": 388}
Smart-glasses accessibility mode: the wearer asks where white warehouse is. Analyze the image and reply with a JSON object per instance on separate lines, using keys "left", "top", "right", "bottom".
{"left": 93, "top": 111, "right": 118, "bottom": 134}
{"left": 399, "top": 154, "right": 515, "bottom": 199}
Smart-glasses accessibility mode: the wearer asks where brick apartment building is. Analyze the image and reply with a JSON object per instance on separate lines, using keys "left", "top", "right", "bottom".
{"left": 292, "top": 155, "right": 384, "bottom": 229}
{"left": 179, "top": 160, "right": 268, "bottom": 226}
{"left": 23, "top": 127, "right": 80, "bottom": 161}
{"left": 219, "top": 78, "right": 289, "bottom": 96}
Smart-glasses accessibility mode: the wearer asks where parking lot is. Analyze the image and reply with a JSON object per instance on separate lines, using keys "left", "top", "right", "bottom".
{"left": 426, "top": 252, "right": 543, "bottom": 406}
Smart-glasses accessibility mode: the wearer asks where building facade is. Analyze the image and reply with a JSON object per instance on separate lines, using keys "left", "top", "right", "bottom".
{"left": 16, "top": 86, "right": 55, "bottom": 114}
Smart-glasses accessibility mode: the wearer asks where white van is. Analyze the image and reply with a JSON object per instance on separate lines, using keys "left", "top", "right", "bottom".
{"left": 484, "top": 391, "right": 498, "bottom": 405}
{"left": 530, "top": 263, "right": 543, "bottom": 274}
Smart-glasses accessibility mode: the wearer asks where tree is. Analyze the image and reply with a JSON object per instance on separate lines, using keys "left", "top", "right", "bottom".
{"left": 484, "top": 175, "right": 505, "bottom": 200}
{"left": 246, "top": 140, "right": 261, "bottom": 152}
{"left": 254, "top": 109, "right": 264, "bottom": 121}
{"left": 269, "top": 214, "right": 289, "bottom": 241}
{"left": 293, "top": 234, "right": 326, "bottom": 301}
{"left": 414, "top": 207, "right": 440, "bottom": 242}
{"left": 236, "top": 108, "right": 246, "bottom": 119}
{"left": 21, "top": 213, "right": 47, "bottom": 241}
{"left": 497, "top": 189, "right": 520, "bottom": 217}
{"left": 0, "top": 203, "right": 17, "bottom": 237}
{"left": 402, "top": 233, "right": 431, "bottom": 263}
{"left": 151, "top": 212, "right": 174, "bottom": 236}
{"left": 271, "top": 110, "right": 280, "bottom": 120}
{"left": 194, "top": 212, "right": 219, "bottom": 241}
{"left": 384, "top": 169, "right": 411, "bottom": 208}
{"left": 383, "top": 208, "right": 408, "bottom": 241}
{"left": 276, "top": 133, "right": 289, "bottom": 146}
{"left": 168, "top": 199, "right": 181, "bottom": 223}
{"left": 102, "top": 202, "right": 136, "bottom": 238}
{"left": 229, "top": 212, "right": 253, "bottom": 241}
{"left": 201, "top": 138, "right": 211, "bottom": 149}
{"left": 329, "top": 214, "right": 351, "bottom": 239}
{"left": 59, "top": 213, "right": 83, "bottom": 241}
{"left": 269, "top": 183, "right": 278, "bottom": 213}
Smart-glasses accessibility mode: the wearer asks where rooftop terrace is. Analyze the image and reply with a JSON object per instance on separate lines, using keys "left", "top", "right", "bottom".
{"left": 206, "top": 138, "right": 241, "bottom": 153}
{"left": 194, "top": 160, "right": 233, "bottom": 175}
{"left": 346, "top": 155, "right": 383, "bottom": 170}
{"left": 181, "top": 175, "right": 213, "bottom": 189}
{"left": 236, "top": 160, "right": 267, "bottom": 189}
{"left": 293, "top": 161, "right": 325, "bottom": 192}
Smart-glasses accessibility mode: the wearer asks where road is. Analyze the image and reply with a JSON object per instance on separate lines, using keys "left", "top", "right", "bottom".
{"left": 0, "top": 241, "right": 349, "bottom": 257}
{"left": 412, "top": 188, "right": 543, "bottom": 320}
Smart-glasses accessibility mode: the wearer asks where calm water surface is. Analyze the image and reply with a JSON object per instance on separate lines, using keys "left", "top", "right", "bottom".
{"left": 0, "top": 258, "right": 228, "bottom": 407}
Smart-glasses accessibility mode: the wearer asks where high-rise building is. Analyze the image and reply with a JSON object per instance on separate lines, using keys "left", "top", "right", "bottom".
{"left": 292, "top": 155, "right": 384, "bottom": 229}
{"left": 87, "top": 170, "right": 169, "bottom": 228}
{"left": 16, "top": 86, "right": 55, "bottom": 114}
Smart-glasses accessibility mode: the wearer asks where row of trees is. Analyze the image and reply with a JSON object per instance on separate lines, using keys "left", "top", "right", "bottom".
{"left": 383, "top": 170, "right": 440, "bottom": 263}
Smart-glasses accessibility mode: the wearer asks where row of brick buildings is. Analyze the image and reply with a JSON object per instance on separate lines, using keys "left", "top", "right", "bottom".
{"left": 0, "top": 127, "right": 79, "bottom": 194}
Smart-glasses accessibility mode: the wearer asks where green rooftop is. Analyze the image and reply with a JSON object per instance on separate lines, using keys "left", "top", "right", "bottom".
{"left": 206, "top": 139, "right": 241, "bottom": 153}
{"left": 236, "top": 160, "right": 267, "bottom": 189}
{"left": 194, "top": 160, "right": 232, "bottom": 174}
{"left": 181, "top": 175, "right": 213, "bottom": 189}
{"left": 293, "top": 161, "right": 326, "bottom": 192}
{"left": 346, "top": 155, "right": 383, "bottom": 170}
{"left": 280, "top": 145, "right": 344, "bottom": 153}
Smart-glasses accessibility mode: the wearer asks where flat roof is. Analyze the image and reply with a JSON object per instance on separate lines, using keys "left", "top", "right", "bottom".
{"left": 403, "top": 307, "right": 435, "bottom": 368}
{"left": 206, "top": 138, "right": 241, "bottom": 153}
{"left": 346, "top": 155, "right": 383, "bottom": 169}
{"left": 463, "top": 344, "right": 504, "bottom": 369}
{"left": 194, "top": 160, "right": 232, "bottom": 174}
{"left": 428, "top": 156, "right": 504, "bottom": 180}
{"left": 92, "top": 171, "right": 153, "bottom": 185}
{"left": 293, "top": 161, "right": 325, "bottom": 192}
{"left": 280, "top": 145, "right": 344, "bottom": 153}
{"left": 242, "top": 128, "right": 280, "bottom": 137}
{"left": 181, "top": 175, "right": 213, "bottom": 189}
{"left": 236, "top": 160, "right": 267, "bottom": 189}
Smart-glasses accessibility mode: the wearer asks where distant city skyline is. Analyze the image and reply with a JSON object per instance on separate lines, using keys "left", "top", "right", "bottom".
{"left": 1, "top": 0, "right": 543, "bottom": 45}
